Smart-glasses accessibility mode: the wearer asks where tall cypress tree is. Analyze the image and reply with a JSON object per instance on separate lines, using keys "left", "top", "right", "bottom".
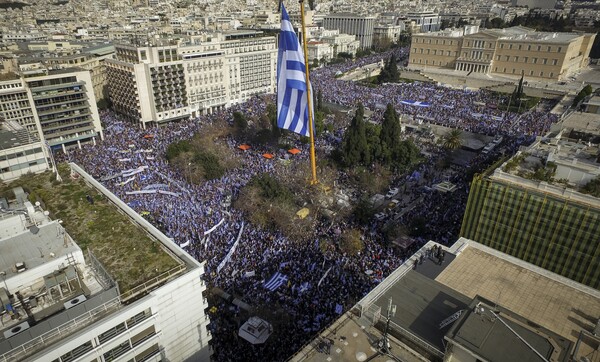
{"left": 379, "top": 103, "right": 401, "bottom": 163}
{"left": 342, "top": 104, "right": 370, "bottom": 166}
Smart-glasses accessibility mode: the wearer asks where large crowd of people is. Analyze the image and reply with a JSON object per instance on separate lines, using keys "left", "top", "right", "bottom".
{"left": 62, "top": 47, "right": 557, "bottom": 361}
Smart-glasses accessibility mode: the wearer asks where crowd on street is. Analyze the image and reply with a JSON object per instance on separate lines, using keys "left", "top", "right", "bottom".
{"left": 62, "top": 47, "right": 555, "bottom": 361}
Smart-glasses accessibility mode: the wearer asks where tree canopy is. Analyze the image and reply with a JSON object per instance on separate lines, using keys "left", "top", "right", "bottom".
{"left": 377, "top": 54, "right": 400, "bottom": 84}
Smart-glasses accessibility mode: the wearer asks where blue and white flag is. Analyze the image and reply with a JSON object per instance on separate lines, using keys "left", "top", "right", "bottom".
{"left": 264, "top": 272, "right": 288, "bottom": 291}
{"left": 335, "top": 304, "right": 343, "bottom": 314}
{"left": 277, "top": 3, "right": 314, "bottom": 137}
{"left": 400, "top": 100, "right": 430, "bottom": 107}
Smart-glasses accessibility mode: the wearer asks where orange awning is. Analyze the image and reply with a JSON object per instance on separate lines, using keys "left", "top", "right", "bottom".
{"left": 238, "top": 144, "right": 251, "bottom": 151}
{"left": 288, "top": 148, "right": 301, "bottom": 155}
{"left": 143, "top": 134, "right": 154, "bottom": 139}
{"left": 262, "top": 153, "right": 274, "bottom": 159}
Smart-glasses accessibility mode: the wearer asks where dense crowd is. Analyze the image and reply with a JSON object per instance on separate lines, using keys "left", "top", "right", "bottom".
{"left": 62, "top": 47, "right": 555, "bottom": 361}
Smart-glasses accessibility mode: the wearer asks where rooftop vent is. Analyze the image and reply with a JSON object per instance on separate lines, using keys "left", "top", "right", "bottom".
{"left": 3, "top": 321, "right": 30, "bottom": 339}
{"left": 15, "top": 262, "right": 26, "bottom": 273}
{"left": 64, "top": 294, "right": 86, "bottom": 310}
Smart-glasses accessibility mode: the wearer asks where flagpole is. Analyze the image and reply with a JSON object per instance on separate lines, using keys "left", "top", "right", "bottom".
{"left": 298, "top": 0, "right": 318, "bottom": 185}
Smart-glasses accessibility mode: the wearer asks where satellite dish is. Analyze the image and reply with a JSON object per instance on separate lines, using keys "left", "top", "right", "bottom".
{"left": 43, "top": 211, "right": 49, "bottom": 216}
{"left": 35, "top": 201, "right": 40, "bottom": 206}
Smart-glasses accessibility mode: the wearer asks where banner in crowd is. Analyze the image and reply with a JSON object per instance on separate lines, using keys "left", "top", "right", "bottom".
{"left": 122, "top": 166, "right": 148, "bottom": 178}
{"left": 126, "top": 190, "right": 157, "bottom": 195}
{"left": 143, "top": 183, "right": 169, "bottom": 190}
{"left": 400, "top": 100, "right": 430, "bottom": 107}
{"left": 317, "top": 266, "right": 332, "bottom": 288}
{"left": 216, "top": 222, "right": 244, "bottom": 273}
{"left": 204, "top": 218, "right": 225, "bottom": 235}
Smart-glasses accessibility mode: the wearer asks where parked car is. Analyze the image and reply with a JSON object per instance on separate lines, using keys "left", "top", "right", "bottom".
{"left": 374, "top": 212, "right": 387, "bottom": 221}
{"left": 386, "top": 187, "right": 399, "bottom": 199}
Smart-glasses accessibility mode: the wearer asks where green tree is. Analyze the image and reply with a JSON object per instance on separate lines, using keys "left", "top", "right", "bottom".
{"left": 233, "top": 111, "right": 247, "bottom": 135}
{"left": 317, "top": 89, "right": 323, "bottom": 111}
{"left": 342, "top": 104, "right": 370, "bottom": 166}
{"left": 572, "top": 84, "right": 594, "bottom": 109}
{"left": 488, "top": 17, "right": 506, "bottom": 28}
{"left": 379, "top": 103, "right": 402, "bottom": 163}
{"left": 581, "top": 176, "right": 600, "bottom": 197}
{"left": 377, "top": 54, "right": 399, "bottom": 83}
{"left": 442, "top": 129, "right": 463, "bottom": 150}
{"left": 267, "top": 103, "right": 280, "bottom": 139}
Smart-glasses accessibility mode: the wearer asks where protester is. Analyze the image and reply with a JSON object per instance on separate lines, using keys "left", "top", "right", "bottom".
{"left": 63, "top": 47, "right": 556, "bottom": 361}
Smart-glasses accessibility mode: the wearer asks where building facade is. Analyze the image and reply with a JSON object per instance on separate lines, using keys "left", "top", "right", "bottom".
{"left": 0, "top": 121, "right": 49, "bottom": 182}
{"left": 24, "top": 69, "right": 103, "bottom": 151}
{"left": 0, "top": 164, "right": 212, "bottom": 362}
{"left": 0, "top": 69, "right": 103, "bottom": 152}
{"left": 408, "top": 26, "right": 596, "bottom": 80}
{"left": 106, "top": 31, "right": 277, "bottom": 127}
{"left": 406, "top": 11, "right": 441, "bottom": 33}
{"left": 323, "top": 13, "right": 376, "bottom": 49}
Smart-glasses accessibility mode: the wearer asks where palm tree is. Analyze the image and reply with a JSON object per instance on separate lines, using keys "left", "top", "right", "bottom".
{"left": 442, "top": 129, "right": 463, "bottom": 150}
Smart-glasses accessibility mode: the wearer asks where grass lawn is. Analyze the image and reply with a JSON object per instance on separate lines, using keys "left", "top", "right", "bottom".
{"left": 0, "top": 164, "right": 180, "bottom": 294}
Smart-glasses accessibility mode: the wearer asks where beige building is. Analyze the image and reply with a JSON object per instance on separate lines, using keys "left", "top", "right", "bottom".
{"left": 409, "top": 26, "right": 596, "bottom": 80}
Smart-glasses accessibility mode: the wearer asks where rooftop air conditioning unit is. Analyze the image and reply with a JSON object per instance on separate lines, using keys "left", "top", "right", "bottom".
{"left": 3, "top": 321, "right": 30, "bottom": 339}
{"left": 64, "top": 294, "right": 87, "bottom": 310}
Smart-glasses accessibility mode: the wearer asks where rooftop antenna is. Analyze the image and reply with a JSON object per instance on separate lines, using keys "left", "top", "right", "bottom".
{"left": 364, "top": 297, "right": 401, "bottom": 361}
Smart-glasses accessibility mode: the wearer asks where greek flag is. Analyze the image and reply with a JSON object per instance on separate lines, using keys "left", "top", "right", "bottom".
{"left": 277, "top": 3, "right": 314, "bottom": 137}
{"left": 264, "top": 272, "right": 288, "bottom": 291}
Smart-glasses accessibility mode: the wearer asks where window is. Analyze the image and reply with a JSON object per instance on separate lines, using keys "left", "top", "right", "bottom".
{"left": 509, "top": 44, "right": 513, "bottom": 49}
{"left": 557, "top": 46, "right": 562, "bottom": 52}
{"left": 518, "top": 44, "right": 522, "bottom": 50}
{"left": 537, "top": 45, "right": 541, "bottom": 51}
{"left": 532, "top": 58, "right": 537, "bottom": 64}
{"left": 552, "top": 59, "right": 558, "bottom": 65}
{"left": 540, "top": 71, "right": 544, "bottom": 77}
{"left": 530, "top": 70, "right": 534, "bottom": 76}
{"left": 524, "top": 57, "right": 528, "bottom": 63}
{"left": 543, "top": 58, "right": 547, "bottom": 65}
{"left": 527, "top": 45, "right": 531, "bottom": 50}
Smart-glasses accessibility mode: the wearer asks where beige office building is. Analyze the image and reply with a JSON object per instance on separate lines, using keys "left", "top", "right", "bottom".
{"left": 408, "top": 26, "right": 596, "bottom": 80}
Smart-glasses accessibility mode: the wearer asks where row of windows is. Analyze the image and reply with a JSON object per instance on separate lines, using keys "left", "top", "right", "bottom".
{"left": 495, "top": 55, "right": 559, "bottom": 65}
{"left": 414, "top": 37, "right": 455, "bottom": 46}
{"left": 0, "top": 148, "right": 43, "bottom": 161}
{"left": 0, "top": 82, "right": 22, "bottom": 90}
{"left": 499, "top": 43, "right": 562, "bottom": 52}
{"left": 0, "top": 158, "right": 45, "bottom": 174}
{"left": 493, "top": 67, "right": 555, "bottom": 78}
{"left": 0, "top": 92, "right": 29, "bottom": 101}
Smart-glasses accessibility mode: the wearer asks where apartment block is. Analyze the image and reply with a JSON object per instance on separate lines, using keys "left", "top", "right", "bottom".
{"left": 106, "top": 31, "right": 277, "bottom": 127}
{"left": 24, "top": 69, "right": 103, "bottom": 151}
{"left": 409, "top": 26, "right": 596, "bottom": 80}
{"left": 0, "top": 69, "right": 103, "bottom": 152}
{"left": 323, "top": 13, "right": 376, "bottom": 49}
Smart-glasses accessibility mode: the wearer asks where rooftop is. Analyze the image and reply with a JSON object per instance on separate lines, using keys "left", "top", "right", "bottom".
{"left": 446, "top": 296, "right": 572, "bottom": 362}
{"left": 436, "top": 239, "right": 600, "bottom": 346}
{"left": 0, "top": 163, "right": 182, "bottom": 296}
{"left": 0, "top": 121, "right": 38, "bottom": 151}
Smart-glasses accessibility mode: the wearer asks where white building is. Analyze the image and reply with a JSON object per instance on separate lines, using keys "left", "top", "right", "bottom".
{"left": 106, "top": 31, "right": 277, "bottom": 126}
{"left": 0, "top": 70, "right": 103, "bottom": 153}
{"left": 406, "top": 11, "right": 442, "bottom": 33}
{"left": 0, "top": 164, "right": 212, "bottom": 362}
{"left": 0, "top": 121, "right": 49, "bottom": 182}
{"left": 323, "top": 13, "right": 376, "bottom": 49}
